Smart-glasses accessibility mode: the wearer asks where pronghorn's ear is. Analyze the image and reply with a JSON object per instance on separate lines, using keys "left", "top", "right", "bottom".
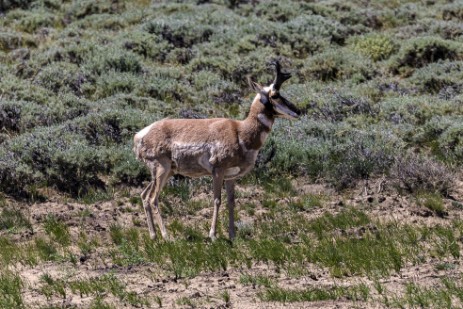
{"left": 248, "top": 76, "right": 263, "bottom": 93}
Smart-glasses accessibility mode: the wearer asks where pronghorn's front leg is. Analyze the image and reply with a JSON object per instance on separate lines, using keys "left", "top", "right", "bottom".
{"left": 225, "top": 180, "right": 236, "bottom": 240}
{"left": 148, "top": 159, "right": 172, "bottom": 240}
{"left": 141, "top": 181, "right": 157, "bottom": 239}
{"left": 209, "top": 168, "right": 224, "bottom": 240}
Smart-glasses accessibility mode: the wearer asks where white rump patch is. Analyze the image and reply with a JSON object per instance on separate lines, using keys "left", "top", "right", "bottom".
{"left": 135, "top": 123, "right": 153, "bottom": 139}
{"left": 257, "top": 113, "right": 274, "bottom": 129}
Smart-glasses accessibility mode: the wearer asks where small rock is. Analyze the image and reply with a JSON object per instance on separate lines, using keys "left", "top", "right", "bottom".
{"left": 309, "top": 274, "right": 318, "bottom": 281}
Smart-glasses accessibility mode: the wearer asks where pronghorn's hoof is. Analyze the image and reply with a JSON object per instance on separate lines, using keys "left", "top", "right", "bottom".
{"left": 208, "top": 233, "right": 217, "bottom": 242}
{"left": 149, "top": 232, "right": 157, "bottom": 240}
{"left": 161, "top": 233, "right": 171, "bottom": 242}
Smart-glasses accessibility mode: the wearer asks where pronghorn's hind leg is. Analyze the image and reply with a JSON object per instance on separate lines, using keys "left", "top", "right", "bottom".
{"left": 225, "top": 179, "right": 236, "bottom": 240}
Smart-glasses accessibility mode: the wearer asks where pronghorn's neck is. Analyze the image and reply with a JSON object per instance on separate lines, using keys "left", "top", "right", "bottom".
{"left": 248, "top": 94, "right": 275, "bottom": 129}
{"left": 239, "top": 94, "right": 275, "bottom": 150}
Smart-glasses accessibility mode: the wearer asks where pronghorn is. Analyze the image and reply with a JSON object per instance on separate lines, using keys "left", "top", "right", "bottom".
{"left": 133, "top": 61, "right": 300, "bottom": 240}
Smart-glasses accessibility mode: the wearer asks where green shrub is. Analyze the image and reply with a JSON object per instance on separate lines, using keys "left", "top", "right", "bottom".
{"left": 389, "top": 36, "right": 463, "bottom": 76}
{"left": 302, "top": 49, "right": 376, "bottom": 83}
{"left": 380, "top": 96, "right": 455, "bottom": 126}
{"left": 143, "top": 18, "right": 214, "bottom": 48}
{"left": 253, "top": 1, "right": 302, "bottom": 22}
{"left": 0, "top": 104, "right": 154, "bottom": 197}
{"left": 93, "top": 72, "right": 139, "bottom": 99}
{"left": 121, "top": 31, "right": 170, "bottom": 61}
{"left": 107, "top": 146, "right": 149, "bottom": 186}
{"left": 412, "top": 116, "right": 461, "bottom": 157}
{"left": 260, "top": 119, "right": 399, "bottom": 190}
{"left": 84, "top": 47, "right": 142, "bottom": 75}
{"left": 283, "top": 13, "right": 349, "bottom": 45}
{"left": 139, "top": 75, "right": 186, "bottom": 103}
{"left": 33, "top": 62, "right": 87, "bottom": 95}
{"left": 0, "top": 0, "right": 34, "bottom": 12}
{"left": 0, "top": 150, "right": 38, "bottom": 197}
{"left": 323, "top": 130, "right": 397, "bottom": 190}
{"left": 428, "top": 20, "right": 463, "bottom": 40}
{"left": 8, "top": 9, "right": 59, "bottom": 33}
{"left": 0, "top": 74, "right": 52, "bottom": 104}
{"left": 407, "top": 61, "right": 463, "bottom": 95}
{"left": 66, "top": 109, "right": 146, "bottom": 146}
{"left": 351, "top": 34, "right": 397, "bottom": 61}
{"left": 441, "top": 3, "right": 463, "bottom": 21}
{"left": 311, "top": 93, "right": 377, "bottom": 122}
{"left": 66, "top": 0, "right": 125, "bottom": 20}
{"left": 391, "top": 153, "right": 454, "bottom": 195}
{"left": 0, "top": 102, "right": 21, "bottom": 133}
{"left": 1, "top": 127, "right": 105, "bottom": 196}
{"left": 39, "top": 40, "right": 97, "bottom": 66}
{"left": 0, "top": 0, "right": 463, "bottom": 202}
{"left": 0, "top": 31, "right": 36, "bottom": 51}
{"left": 73, "top": 13, "right": 129, "bottom": 31}
{"left": 437, "top": 122, "right": 463, "bottom": 162}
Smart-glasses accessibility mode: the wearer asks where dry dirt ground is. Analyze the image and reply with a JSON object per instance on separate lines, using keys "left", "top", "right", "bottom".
{"left": 3, "top": 178, "right": 463, "bottom": 308}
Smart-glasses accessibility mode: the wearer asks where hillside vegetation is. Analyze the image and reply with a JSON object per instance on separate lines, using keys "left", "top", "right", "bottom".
{"left": 0, "top": 0, "right": 463, "bottom": 308}
{"left": 1, "top": 0, "right": 462, "bottom": 197}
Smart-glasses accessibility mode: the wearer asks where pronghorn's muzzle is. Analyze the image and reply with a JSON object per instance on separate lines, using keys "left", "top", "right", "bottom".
{"left": 272, "top": 96, "right": 301, "bottom": 120}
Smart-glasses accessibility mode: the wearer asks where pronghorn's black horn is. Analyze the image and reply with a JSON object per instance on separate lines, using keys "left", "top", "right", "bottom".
{"left": 272, "top": 60, "right": 291, "bottom": 91}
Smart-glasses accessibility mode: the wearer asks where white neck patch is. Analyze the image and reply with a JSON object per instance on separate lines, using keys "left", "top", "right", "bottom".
{"left": 257, "top": 113, "right": 273, "bottom": 129}
{"left": 263, "top": 84, "right": 274, "bottom": 92}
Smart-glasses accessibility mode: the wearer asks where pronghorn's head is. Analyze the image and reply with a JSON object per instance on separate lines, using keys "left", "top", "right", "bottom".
{"left": 250, "top": 60, "right": 301, "bottom": 120}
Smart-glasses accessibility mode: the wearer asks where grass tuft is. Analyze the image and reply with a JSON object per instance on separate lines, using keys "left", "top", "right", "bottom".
{"left": 259, "top": 284, "right": 369, "bottom": 302}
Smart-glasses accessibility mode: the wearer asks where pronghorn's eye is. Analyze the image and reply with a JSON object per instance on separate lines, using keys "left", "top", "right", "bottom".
{"left": 271, "top": 94, "right": 279, "bottom": 99}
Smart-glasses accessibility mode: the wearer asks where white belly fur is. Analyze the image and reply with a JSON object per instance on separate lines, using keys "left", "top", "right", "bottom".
{"left": 225, "top": 167, "right": 240, "bottom": 177}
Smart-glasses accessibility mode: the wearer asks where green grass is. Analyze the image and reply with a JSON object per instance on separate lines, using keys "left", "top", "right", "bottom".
{"left": 259, "top": 284, "right": 369, "bottom": 302}
{"left": 389, "top": 278, "right": 463, "bottom": 309}
{"left": 417, "top": 193, "right": 447, "bottom": 217}
{"left": 176, "top": 296, "right": 194, "bottom": 307}
{"left": 89, "top": 297, "right": 116, "bottom": 309}
{"left": 43, "top": 215, "right": 71, "bottom": 247}
{"left": 77, "top": 188, "right": 114, "bottom": 204}
{"left": 79, "top": 207, "right": 460, "bottom": 282}
{"left": 38, "top": 273, "right": 150, "bottom": 307}
{"left": 0, "top": 271, "right": 24, "bottom": 309}
{"left": 0, "top": 207, "right": 32, "bottom": 233}
{"left": 240, "top": 274, "right": 274, "bottom": 288}
{"left": 306, "top": 208, "right": 370, "bottom": 239}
